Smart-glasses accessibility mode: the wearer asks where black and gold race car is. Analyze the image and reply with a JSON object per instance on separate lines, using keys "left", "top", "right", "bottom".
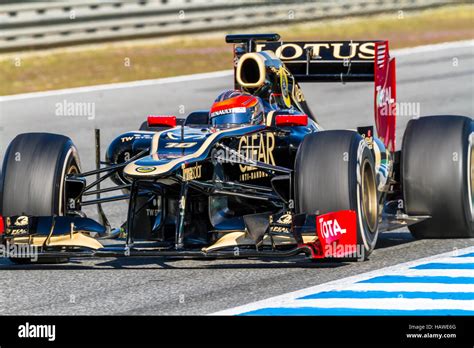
{"left": 0, "top": 33, "right": 472, "bottom": 263}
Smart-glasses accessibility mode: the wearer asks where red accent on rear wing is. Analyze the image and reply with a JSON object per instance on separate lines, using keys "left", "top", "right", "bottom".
{"left": 374, "top": 42, "right": 397, "bottom": 152}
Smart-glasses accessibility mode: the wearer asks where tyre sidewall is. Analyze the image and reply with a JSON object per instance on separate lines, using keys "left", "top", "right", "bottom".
{"left": 352, "top": 138, "right": 379, "bottom": 255}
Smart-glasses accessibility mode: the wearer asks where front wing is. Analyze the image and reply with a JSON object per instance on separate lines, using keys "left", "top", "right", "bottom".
{"left": 0, "top": 211, "right": 361, "bottom": 261}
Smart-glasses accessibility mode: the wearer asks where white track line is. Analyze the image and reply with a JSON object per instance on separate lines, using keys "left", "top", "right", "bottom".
{"left": 1, "top": 40, "right": 473, "bottom": 102}
{"left": 0, "top": 70, "right": 233, "bottom": 101}
{"left": 262, "top": 298, "right": 473, "bottom": 311}
{"left": 393, "top": 39, "right": 473, "bottom": 57}
{"left": 422, "top": 256, "right": 474, "bottom": 264}
{"left": 343, "top": 283, "right": 474, "bottom": 293}
{"left": 212, "top": 246, "right": 474, "bottom": 315}
{"left": 385, "top": 269, "right": 474, "bottom": 277}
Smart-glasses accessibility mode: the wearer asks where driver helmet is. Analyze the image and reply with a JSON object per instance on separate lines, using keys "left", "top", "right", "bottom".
{"left": 210, "top": 90, "right": 264, "bottom": 128}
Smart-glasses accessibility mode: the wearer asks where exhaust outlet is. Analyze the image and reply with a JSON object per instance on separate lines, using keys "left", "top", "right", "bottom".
{"left": 236, "top": 53, "right": 267, "bottom": 89}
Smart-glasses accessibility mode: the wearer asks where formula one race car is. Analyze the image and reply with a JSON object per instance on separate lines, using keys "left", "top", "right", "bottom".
{"left": 0, "top": 33, "right": 472, "bottom": 264}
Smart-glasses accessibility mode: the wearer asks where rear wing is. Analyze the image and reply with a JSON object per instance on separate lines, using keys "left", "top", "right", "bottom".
{"left": 227, "top": 34, "right": 397, "bottom": 152}
{"left": 256, "top": 40, "right": 379, "bottom": 83}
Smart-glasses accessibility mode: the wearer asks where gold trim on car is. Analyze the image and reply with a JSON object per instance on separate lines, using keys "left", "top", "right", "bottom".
{"left": 124, "top": 125, "right": 259, "bottom": 177}
{"left": 12, "top": 232, "right": 103, "bottom": 250}
{"left": 361, "top": 158, "right": 378, "bottom": 232}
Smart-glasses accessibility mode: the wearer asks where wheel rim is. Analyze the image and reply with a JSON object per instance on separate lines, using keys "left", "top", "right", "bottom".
{"left": 361, "top": 158, "right": 378, "bottom": 232}
{"left": 68, "top": 165, "right": 79, "bottom": 176}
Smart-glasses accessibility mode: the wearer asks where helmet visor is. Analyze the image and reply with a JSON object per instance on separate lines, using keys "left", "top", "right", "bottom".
{"left": 210, "top": 107, "right": 254, "bottom": 127}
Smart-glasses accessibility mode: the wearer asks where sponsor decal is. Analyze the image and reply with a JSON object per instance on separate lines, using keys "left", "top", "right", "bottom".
{"left": 182, "top": 164, "right": 202, "bottom": 181}
{"left": 240, "top": 171, "right": 269, "bottom": 181}
{"left": 135, "top": 166, "right": 156, "bottom": 173}
{"left": 376, "top": 85, "right": 395, "bottom": 115}
{"left": 167, "top": 132, "right": 203, "bottom": 140}
{"left": 270, "top": 213, "right": 292, "bottom": 233}
{"left": 377, "top": 86, "right": 418, "bottom": 118}
{"left": 8, "top": 228, "right": 29, "bottom": 236}
{"left": 316, "top": 210, "right": 357, "bottom": 258}
{"left": 121, "top": 136, "right": 134, "bottom": 143}
{"left": 121, "top": 134, "right": 154, "bottom": 143}
{"left": 13, "top": 216, "right": 28, "bottom": 226}
{"left": 238, "top": 132, "right": 275, "bottom": 181}
{"left": 210, "top": 107, "right": 246, "bottom": 117}
{"left": 279, "top": 67, "right": 291, "bottom": 107}
{"left": 319, "top": 216, "right": 347, "bottom": 244}
{"left": 256, "top": 42, "right": 375, "bottom": 61}
{"left": 165, "top": 142, "right": 197, "bottom": 148}
{"left": 292, "top": 83, "right": 305, "bottom": 103}
{"left": 5, "top": 216, "right": 30, "bottom": 236}
{"left": 358, "top": 126, "right": 374, "bottom": 150}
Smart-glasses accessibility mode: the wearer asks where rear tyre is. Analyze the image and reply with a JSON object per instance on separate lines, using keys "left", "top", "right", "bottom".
{"left": 402, "top": 115, "right": 473, "bottom": 238}
{"left": 295, "top": 130, "right": 379, "bottom": 259}
{"left": 1, "top": 133, "right": 81, "bottom": 264}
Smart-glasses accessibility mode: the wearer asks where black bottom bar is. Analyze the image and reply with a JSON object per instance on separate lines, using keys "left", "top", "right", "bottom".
{"left": 0, "top": 316, "right": 472, "bottom": 346}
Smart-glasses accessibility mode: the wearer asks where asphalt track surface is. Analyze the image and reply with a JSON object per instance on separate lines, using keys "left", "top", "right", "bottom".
{"left": 0, "top": 42, "right": 472, "bottom": 315}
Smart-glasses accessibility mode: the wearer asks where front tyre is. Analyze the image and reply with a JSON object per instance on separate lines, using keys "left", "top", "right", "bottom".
{"left": 1, "top": 133, "right": 80, "bottom": 216}
{"left": 295, "top": 130, "right": 379, "bottom": 258}
{"left": 1, "top": 133, "right": 81, "bottom": 264}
